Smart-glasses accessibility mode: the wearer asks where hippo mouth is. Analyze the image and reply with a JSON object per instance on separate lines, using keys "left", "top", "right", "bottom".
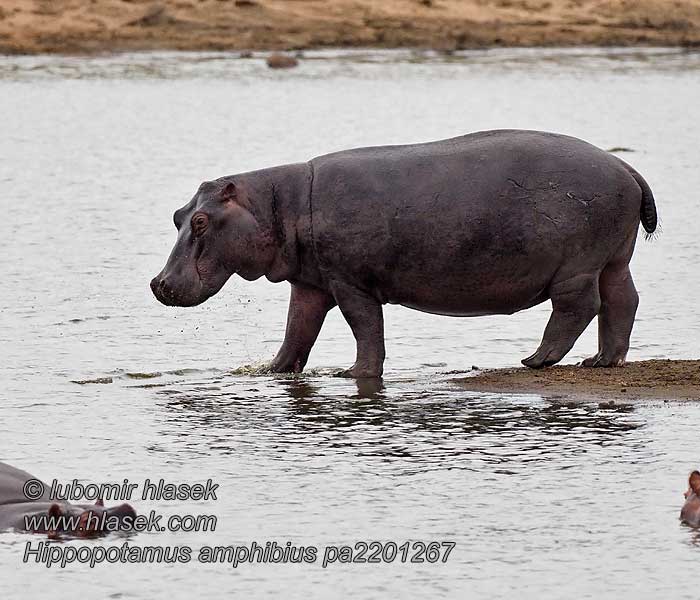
{"left": 150, "top": 266, "right": 211, "bottom": 307}
{"left": 150, "top": 276, "right": 229, "bottom": 307}
{"left": 151, "top": 276, "right": 206, "bottom": 307}
{"left": 151, "top": 260, "right": 232, "bottom": 307}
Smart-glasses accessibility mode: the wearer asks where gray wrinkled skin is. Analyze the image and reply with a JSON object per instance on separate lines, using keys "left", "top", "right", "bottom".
{"left": 152, "top": 130, "right": 658, "bottom": 377}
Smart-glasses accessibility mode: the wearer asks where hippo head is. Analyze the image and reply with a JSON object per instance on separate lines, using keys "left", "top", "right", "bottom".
{"left": 36, "top": 500, "right": 136, "bottom": 539}
{"left": 151, "top": 179, "right": 275, "bottom": 307}
{"left": 681, "top": 470, "right": 700, "bottom": 527}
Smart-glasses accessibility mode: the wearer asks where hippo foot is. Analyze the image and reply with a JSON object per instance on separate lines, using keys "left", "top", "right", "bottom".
{"left": 334, "top": 365, "right": 383, "bottom": 379}
{"left": 580, "top": 353, "right": 626, "bottom": 368}
{"left": 265, "top": 360, "right": 304, "bottom": 374}
{"left": 521, "top": 353, "right": 556, "bottom": 369}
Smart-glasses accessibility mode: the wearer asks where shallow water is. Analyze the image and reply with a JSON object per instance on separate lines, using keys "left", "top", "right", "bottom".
{"left": 1, "top": 48, "right": 699, "bottom": 598}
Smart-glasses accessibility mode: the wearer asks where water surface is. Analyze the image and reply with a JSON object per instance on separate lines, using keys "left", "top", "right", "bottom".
{"left": 1, "top": 48, "right": 699, "bottom": 599}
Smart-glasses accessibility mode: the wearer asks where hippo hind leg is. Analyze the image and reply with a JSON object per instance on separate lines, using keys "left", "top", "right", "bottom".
{"left": 330, "top": 280, "right": 385, "bottom": 378}
{"left": 522, "top": 273, "right": 600, "bottom": 369}
{"left": 581, "top": 263, "right": 638, "bottom": 368}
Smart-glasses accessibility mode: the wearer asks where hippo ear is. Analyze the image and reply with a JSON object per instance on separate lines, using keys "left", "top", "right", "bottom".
{"left": 690, "top": 471, "right": 700, "bottom": 496}
{"left": 45, "top": 503, "right": 62, "bottom": 538}
{"left": 220, "top": 182, "right": 238, "bottom": 203}
{"left": 220, "top": 181, "right": 253, "bottom": 213}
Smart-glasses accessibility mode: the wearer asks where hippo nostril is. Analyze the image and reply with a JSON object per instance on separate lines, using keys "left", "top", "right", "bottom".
{"left": 151, "top": 276, "right": 172, "bottom": 299}
{"left": 151, "top": 274, "right": 179, "bottom": 305}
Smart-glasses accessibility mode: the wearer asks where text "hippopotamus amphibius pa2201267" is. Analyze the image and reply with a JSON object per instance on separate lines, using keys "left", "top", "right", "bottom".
{"left": 151, "top": 130, "right": 658, "bottom": 378}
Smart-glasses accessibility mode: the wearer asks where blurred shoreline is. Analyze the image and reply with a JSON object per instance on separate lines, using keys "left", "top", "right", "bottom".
{"left": 1, "top": 0, "right": 699, "bottom": 56}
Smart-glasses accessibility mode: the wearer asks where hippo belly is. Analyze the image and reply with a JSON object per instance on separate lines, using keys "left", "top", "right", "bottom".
{"left": 373, "top": 209, "right": 560, "bottom": 317}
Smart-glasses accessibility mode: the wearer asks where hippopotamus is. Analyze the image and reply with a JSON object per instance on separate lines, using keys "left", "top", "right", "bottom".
{"left": 151, "top": 129, "right": 657, "bottom": 377}
{"left": 681, "top": 471, "right": 700, "bottom": 527}
{"left": 0, "top": 462, "right": 135, "bottom": 537}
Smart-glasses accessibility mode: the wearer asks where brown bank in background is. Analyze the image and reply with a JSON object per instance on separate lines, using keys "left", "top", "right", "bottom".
{"left": 1, "top": 0, "right": 700, "bottom": 55}
{"left": 458, "top": 360, "right": 700, "bottom": 401}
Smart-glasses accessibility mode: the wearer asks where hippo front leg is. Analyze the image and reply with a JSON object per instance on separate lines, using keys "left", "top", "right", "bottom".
{"left": 330, "top": 281, "right": 385, "bottom": 378}
{"left": 268, "top": 283, "right": 336, "bottom": 373}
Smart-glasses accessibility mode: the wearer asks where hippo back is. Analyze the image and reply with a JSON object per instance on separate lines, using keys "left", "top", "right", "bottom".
{"left": 0, "top": 462, "right": 51, "bottom": 505}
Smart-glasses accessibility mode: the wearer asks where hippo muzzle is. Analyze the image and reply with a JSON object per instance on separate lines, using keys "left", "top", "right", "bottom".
{"left": 150, "top": 227, "right": 231, "bottom": 307}
{"left": 150, "top": 270, "right": 209, "bottom": 307}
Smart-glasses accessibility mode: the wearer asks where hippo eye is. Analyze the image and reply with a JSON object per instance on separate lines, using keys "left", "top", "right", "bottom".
{"left": 191, "top": 212, "right": 209, "bottom": 236}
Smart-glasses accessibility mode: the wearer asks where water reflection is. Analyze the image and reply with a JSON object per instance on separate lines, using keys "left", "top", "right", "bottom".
{"left": 684, "top": 527, "right": 700, "bottom": 547}
{"left": 149, "top": 373, "right": 642, "bottom": 471}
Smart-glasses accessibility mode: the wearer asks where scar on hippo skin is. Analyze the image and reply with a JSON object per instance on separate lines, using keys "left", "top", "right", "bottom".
{"left": 681, "top": 471, "right": 700, "bottom": 527}
{"left": 0, "top": 462, "right": 136, "bottom": 538}
{"left": 151, "top": 130, "right": 658, "bottom": 377}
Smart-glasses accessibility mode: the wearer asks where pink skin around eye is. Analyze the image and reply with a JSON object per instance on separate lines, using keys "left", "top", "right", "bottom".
{"left": 192, "top": 214, "right": 208, "bottom": 234}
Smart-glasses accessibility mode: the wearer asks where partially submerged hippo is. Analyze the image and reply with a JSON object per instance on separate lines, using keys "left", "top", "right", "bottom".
{"left": 0, "top": 462, "right": 135, "bottom": 537}
{"left": 681, "top": 471, "right": 700, "bottom": 527}
{"left": 151, "top": 130, "right": 657, "bottom": 377}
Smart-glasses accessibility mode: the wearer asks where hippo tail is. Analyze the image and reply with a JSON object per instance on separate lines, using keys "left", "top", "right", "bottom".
{"left": 618, "top": 159, "right": 659, "bottom": 238}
